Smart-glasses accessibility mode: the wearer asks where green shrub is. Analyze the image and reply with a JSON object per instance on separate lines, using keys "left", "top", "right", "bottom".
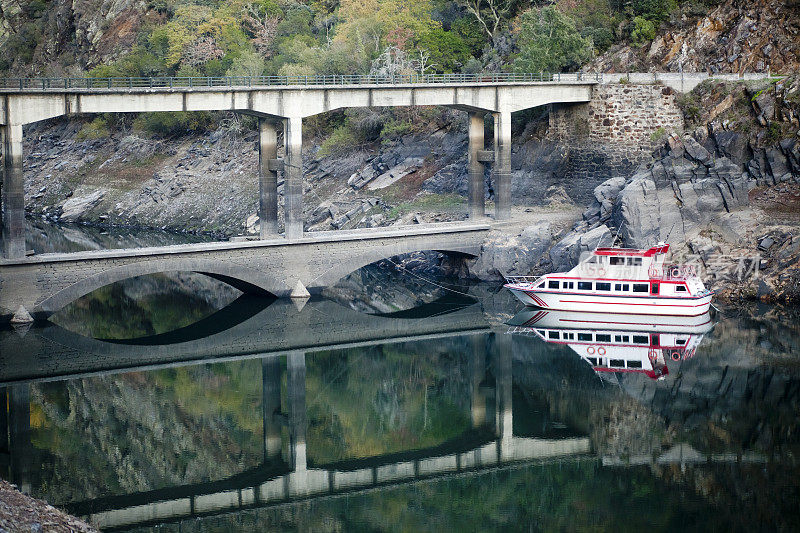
{"left": 133, "top": 111, "right": 214, "bottom": 137}
{"left": 649, "top": 126, "right": 667, "bottom": 143}
{"left": 317, "top": 126, "right": 360, "bottom": 157}
{"left": 630, "top": 16, "right": 656, "bottom": 46}
{"left": 380, "top": 117, "right": 414, "bottom": 143}
{"left": 76, "top": 117, "right": 111, "bottom": 141}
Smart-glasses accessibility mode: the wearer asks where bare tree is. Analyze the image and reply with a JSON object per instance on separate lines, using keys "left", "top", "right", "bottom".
{"left": 455, "top": 0, "right": 515, "bottom": 42}
{"left": 241, "top": 2, "right": 280, "bottom": 58}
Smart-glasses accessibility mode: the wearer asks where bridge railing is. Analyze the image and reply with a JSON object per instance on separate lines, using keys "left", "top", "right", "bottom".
{"left": 0, "top": 72, "right": 601, "bottom": 90}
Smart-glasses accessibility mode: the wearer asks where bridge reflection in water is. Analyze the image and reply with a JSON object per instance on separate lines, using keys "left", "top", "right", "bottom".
{"left": 0, "top": 325, "right": 590, "bottom": 530}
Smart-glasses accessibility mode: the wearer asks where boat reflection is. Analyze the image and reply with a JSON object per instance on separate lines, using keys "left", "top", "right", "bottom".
{"left": 508, "top": 309, "right": 714, "bottom": 380}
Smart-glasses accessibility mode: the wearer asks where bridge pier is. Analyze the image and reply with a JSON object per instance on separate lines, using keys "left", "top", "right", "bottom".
{"left": 470, "top": 334, "right": 487, "bottom": 427}
{"left": 283, "top": 118, "right": 303, "bottom": 240}
{"left": 1, "top": 124, "right": 25, "bottom": 259}
{"left": 467, "top": 113, "right": 486, "bottom": 219}
{"left": 493, "top": 111, "right": 512, "bottom": 221}
{"left": 494, "top": 333, "right": 513, "bottom": 442}
{"left": 258, "top": 119, "right": 279, "bottom": 238}
{"left": 286, "top": 351, "right": 307, "bottom": 471}
{"left": 262, "top": 357, "right": 282, "bottom": 460}
{"left": 8, "top": 384, "right": 31, "bottom": 493}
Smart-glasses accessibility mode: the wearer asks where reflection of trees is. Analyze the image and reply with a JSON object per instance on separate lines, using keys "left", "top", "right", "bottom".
{"left": 305, "top": 341, "right": 472, "bottom": 464}
{"left": 27, "top": 360, "right": 265, "bottom": 505}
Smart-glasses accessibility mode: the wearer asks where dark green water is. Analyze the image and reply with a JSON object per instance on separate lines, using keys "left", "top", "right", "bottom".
{"left": 1, "top": 223, "right": 799, "bottom": 532}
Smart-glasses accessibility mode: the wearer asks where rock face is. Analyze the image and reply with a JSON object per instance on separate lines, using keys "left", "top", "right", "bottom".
{"left": 588, "top": 0, "right": 800, "bottom": 74}
{"left": 549, "top": 224, "right": 614, "bottom": 272}
{"left": 59, "top": 189, "right": 106, "bottom": 222}
{"left": 468, "top": 222, "right": 553, "bottom": 280}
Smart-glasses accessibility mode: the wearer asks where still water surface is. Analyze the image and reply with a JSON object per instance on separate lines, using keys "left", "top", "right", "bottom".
{"left": 1, "top": 223, "right": 799, "bottom": 531}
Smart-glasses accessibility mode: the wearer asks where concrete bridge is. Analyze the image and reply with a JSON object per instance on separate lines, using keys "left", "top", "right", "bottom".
{"left": 0, "top": 74, "right": 597, "bottom": 261}
{"left": 0, "top": 221, "right": 489, "bottom": 321}
{"left": 0, "top": 295, "right": 489, "bottom": 385}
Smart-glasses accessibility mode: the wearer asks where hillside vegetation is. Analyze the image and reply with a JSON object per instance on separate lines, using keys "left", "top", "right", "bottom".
{"left": 0, "top": 0, "right": 755, "bottom": 80}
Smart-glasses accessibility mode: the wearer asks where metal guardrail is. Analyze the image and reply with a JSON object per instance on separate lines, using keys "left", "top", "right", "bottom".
{"left": 0, "top": 72, "right": 601, "bottom": 90}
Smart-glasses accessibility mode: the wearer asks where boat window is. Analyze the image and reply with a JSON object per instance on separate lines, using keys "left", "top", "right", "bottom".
{"left": 651, "top": 283, "right": 659, "bottom": 295}
{"left": 596, "top": 282, "right": 611, "bottom": 291}
{"left": 632, "top": 335, "right": 648, "bottom": 344}
{"left": 633, "top": 283, "right": 648, "bottom": 293}
{"left": 548, "top": 331, "right": 559, "bottom": 339}
{"left": 628, "top": 360, "right": 643, "bottom": 368}
{"left": 610, "top": 359, "right": 625, "bottom": 368}
{"left": 564, "top": 332, "right": 574, "bottom": 340}
{"left": 536, "top": 281, "right": 545, "bottom": 288}
{"left": 587, "top": 256, "right": 598, "bottom": 263}
{"left": 538, "top": 330, "right": 546, "bottom": 336}
{"left": 614, "top": 335, "right": 630, "bottom": 343}
{"left": 548, "top": 280, "right": 559, "bottom": 289}
{"left": 563, "top": 281, "right": 574, "bottom": 289}
{"left": 610, "top": 256, "right": 625, "bottom": 265}
{"left": 578, "top": 281, "right": 593, "bottom": 290}
{"left": 622, "top": 284, "right": 629, "bottom": 291}
{"left": 676, "top": 339, "right": 686, "bottom": 345}
{"left": 676, "top": 285, "right": 687, "bottom": 292}
{"left": 587, "top": 357, "right": 598, "bottom": 366}
{"left": 577, "top": 333, "right": 592, "bottom": 341}
{"left": 596, "top": 334, "right": 611, "bottom": 342}
{"left": 627, "top": 257, "right": 643, "bottom": 266}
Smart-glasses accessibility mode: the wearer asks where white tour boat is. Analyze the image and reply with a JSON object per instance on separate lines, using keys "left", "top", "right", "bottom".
{"left": 504, "top": 243, "right": 713, "bottom": 317}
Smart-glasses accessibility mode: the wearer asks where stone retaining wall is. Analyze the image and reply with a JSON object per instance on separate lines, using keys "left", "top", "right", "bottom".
{"left": 549, "top": 84, "right": 684, "bottom": 146}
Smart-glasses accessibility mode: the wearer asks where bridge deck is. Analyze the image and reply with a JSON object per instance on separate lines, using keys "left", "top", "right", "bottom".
{"left": 0, "top": 222, "right": 490, "bottom": 266}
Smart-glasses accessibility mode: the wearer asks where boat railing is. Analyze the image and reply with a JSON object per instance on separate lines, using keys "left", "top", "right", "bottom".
{"left": 507, "top": 326, "right": 541, "bottom": 337}
{"left": 648, "top": 264, "right": 697, "bottom": 280}
{"left": 504, "top": 275, "right": 541, "bottom": 284}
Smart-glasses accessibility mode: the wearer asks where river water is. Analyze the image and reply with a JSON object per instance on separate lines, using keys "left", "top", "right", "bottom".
{"left": 1, "top": 222, "right": 799, "bottom": 531}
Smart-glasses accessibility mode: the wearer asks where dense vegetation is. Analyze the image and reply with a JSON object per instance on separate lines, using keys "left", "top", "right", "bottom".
{"left": 0, "top": 0, "right": 722, "bottom": 78}
{"left": 0, "top": 0, "right": 720, "bottom": 138}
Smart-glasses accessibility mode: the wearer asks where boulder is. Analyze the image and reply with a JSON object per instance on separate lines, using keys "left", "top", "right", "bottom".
{"left": 422, "top": 162, "right": 468, "bottom": 195}
{"left": 712, "top": 131, "right": 751, "bottom": 164}
{"left": 469, "top": 222, "right": 552, "bottom": 280}
{"left": 683, "top": 137, "right": 713, "bottom": 166}
{"left": 549, "top": 224, "right": 613, "bottom": 272}
{"left": 765, "top": 147, "right": 792, "bottom": 183}
{"left": 614, "top": 178, "right": 661, "bottom": 248}
{"left": 59, "top": 189, "right": 105, "bottom": 222}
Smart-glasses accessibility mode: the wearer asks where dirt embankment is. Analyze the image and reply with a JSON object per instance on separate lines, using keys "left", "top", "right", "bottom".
{"left": 0, "top": 480, "right": 97, "bottom": 532}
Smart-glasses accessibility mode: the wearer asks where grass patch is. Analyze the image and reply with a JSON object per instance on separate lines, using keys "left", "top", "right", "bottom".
{"left": 76, "top": 117, "right": 111, "bottom": 141}
{"left": 387, "top": 193, "right": 464, "bottom": 219}
{"left": 317, "top": 126, "right": 360, "bottom": 158}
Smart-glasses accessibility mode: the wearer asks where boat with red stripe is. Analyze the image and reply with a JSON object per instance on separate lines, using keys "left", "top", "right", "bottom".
{"left": 503, "top": 243, "right": 713, "bottom": 317}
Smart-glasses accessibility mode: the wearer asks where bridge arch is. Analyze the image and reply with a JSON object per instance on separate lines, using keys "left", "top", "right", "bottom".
{"left": 36, "top": 257, "right": 288, "bottom": 316}
{"left": 310, "top": 245, "right": 479, "bottom": 289}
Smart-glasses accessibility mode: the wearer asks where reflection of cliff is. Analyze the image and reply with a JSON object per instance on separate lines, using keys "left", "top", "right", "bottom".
{"left": 619, "top": 309, "right": 800, "bottom": 456}
{"left": 322, "top": 253, "right": 469, "bottom": 315}
{"left": 50, "top": 272, "right": 241, "bottom": 339}
{"left": 29, "top": 361, "right": 265, "bottom": 506}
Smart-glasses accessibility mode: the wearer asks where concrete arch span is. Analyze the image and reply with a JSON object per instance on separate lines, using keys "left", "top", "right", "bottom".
{"left": 0, "top": 223, "right": 490, "bottom": 322}
{"left": 35, "top": 257, "right": 288, "bottom": 317}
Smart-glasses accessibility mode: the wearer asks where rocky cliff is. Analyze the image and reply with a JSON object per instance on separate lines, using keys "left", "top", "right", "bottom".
{"left": 588, "top": 0, "right": 800, "bottom": 75}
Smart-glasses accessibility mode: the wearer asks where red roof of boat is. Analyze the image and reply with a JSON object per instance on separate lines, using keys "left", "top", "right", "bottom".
{"left": 594, "top": 244, "right": 669, "bottom": 257}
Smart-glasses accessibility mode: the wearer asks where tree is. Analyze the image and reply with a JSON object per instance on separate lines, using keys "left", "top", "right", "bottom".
{"left": 417, "top": 29, "right": 471, "bottom": 73}
{"left": 241, "top": 2, "right": 280, "bottom": 58}
{"left": 513, "top": 6, "right": 593, "bottom": 73}
{"left": 454, "top": 0, "right": 519, "bottom": 43}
